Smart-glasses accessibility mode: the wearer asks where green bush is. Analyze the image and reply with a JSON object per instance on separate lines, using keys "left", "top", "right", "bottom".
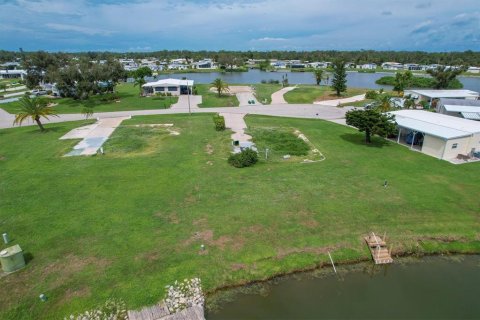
{"left": 213, "top": 114, "right": 225, "bottom": 131}
{"left": 365, "top": 90, "right": 378, "bottom": 99}
{"left": 228, "top": 148, "right": 258, "bottom": 168}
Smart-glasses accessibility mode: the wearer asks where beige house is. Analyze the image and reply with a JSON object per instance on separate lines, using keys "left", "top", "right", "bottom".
{"left": 391, "top": 110, "right": 480, "bottom": 162}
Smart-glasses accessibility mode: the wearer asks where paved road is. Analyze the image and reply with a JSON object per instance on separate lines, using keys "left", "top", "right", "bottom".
{"left": 0, "top": 102, "right": 355, "bottom": 129}
{"left": 270, "top": 86, "right": 297, "bottom": 104}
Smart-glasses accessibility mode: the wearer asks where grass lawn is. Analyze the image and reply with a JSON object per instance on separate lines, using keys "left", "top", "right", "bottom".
{"left": 196, "top": 84, "right": 239, "bottom": 108}
{"left": 0, "top": 83, "right": 178, "bottom": 114}
{"left": 252, "top": 83, "right": 282, "bottom": 104}
{"left": 0, "top": 114, "right": 479, "bottom": 319}
{"left": 284, "top": 85, "right": 366, "bottom": 104}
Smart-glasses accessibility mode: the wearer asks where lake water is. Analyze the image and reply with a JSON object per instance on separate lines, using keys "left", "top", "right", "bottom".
{"left": 207, "top": 255, "right": 480, "bottom": 319}
{"left": 154, "top": 69, "right": 480, "bottom": 92}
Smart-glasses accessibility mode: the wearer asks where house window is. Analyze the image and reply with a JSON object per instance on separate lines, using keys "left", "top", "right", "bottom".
{"left": 168, "top": 86, "right": 177, "bottom": 92}
{"left": 452, "top": 143, "right": 458, "bottom": 149}
{"left": 154, "top": 87, "right": 165, "bottom": 92}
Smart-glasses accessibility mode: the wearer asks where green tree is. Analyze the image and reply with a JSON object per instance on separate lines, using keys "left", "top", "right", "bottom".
{"left": 403, "top": 95, "right": 416, "bottom": 109}
{"left": 133, "top": 77, "right": 146, "bottom": 95}
{"left": 393, "top": 71, "right": 413, "bottom": 94}
{"left": 426, "top": 66, "right": 465, "bottom": 89}
{"left": 133, "top": 66, "right": 152, "bottom": 79}
{"left": 13, "top": 96, "right": 58, "bottom": 131}
{"left": 211, "top": 78, "right": 229, "bottom": 97}
{"left": 345, "top": 109, "right": 396, "bottom": 144}
{"left": 331, "top": 60, "right": 347, "bottom": 96}
{"left": 0, "top": 83, "right": 6, "bottom": 92}
{"left": 314, "top": 69, "right": 324, "bottom": 85}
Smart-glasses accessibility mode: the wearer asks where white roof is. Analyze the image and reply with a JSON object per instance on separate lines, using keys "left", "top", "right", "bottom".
{"left": 0, "top": 69, "right": 26, "bottom": 74}
{"left": 405, "top": 89, "right": 479, "bottom": 99}
{"left": 391, "top": 110, "right": 480, "bottom": 139}
{"left": 443, "top": 104, "right": 480, "bottom": 112}
{"left": 461, "top": 112, "right": 480, "bottom": 121}
{"left": 143, "top": 78, "right": 194, "bottom": 87}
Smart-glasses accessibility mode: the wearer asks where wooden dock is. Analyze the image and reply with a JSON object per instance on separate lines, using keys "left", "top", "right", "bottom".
{"left": 364, "top": 232, "right": 393, "bottom": 264}
{"left": 128, "top": 303, "right": 205, "bottom": 320}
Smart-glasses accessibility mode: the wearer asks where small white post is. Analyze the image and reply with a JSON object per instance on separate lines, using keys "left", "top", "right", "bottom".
{"left": 265, "top": 148, "right": 269, "bottom": 160}
{"left": 328, "top": 251, "right": 337, "bottom": 274}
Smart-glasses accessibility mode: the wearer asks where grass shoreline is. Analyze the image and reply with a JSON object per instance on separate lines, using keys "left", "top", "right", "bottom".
{"left": 206, "top": 242, "right": 480, "bottom": 298}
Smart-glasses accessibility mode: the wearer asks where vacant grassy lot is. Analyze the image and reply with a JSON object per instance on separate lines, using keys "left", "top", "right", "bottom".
{"left": 0, "top": 83, "right": 177, "bottom": 114}
{"left": 252, "top": 83, "right": 282, "bottom": 104}
{"left": 0, "top": 114, "right": 479, "bottom": 319}
{"left": 284, "top": 85, "right": 366, "bottom": 104}
{"left": 196, "top": 84, "right": 239, "bottom": 108}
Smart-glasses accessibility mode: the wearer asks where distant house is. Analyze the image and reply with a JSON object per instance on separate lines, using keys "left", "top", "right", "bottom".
{"left": 1, "top": 62, "right": 21, "bottom": 70}
{"left": 289, "top": 63, "right": 307, "bottom": 69}
{"left": 142, "top": 78, "right": 194, "bottom": 96}
{"left": 467, "top": 66, "right": 480, "bottom": 74}
{"left": 194, "top": 59, "right": 216, "bottom": 69}
{"left": 404, "top": 89, "right": 480, "bottom": 107}
{"left": 381, "top": 62, "right": 404, "bottom": 70}
{"left": 403, "top": 63, "right": 422, "bottom": 71}
{"left": 437, "top": 98, "right": 480, "bottom": 121}
{"left": 271, "top": 61, "right": 287, "bottom": 69}
{"left": 0, "top": 69, "right": 26, "bottom": 79}
{"left": 344, "top": 62, "right": 356, "bottom": 68}
{"left": 359, "top": 63, "right": 377, "bottom": 70}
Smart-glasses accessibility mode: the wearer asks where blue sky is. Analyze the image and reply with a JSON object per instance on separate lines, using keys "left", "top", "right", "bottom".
{"left": 0, "top": 0, "right": 479, "bottom": 52}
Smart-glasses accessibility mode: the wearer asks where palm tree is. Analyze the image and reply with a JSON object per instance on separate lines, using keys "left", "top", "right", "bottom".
{"left": 133, "top": 77, "right": 146, "bottom": 95}
{"left": 374, "top": 93, "right": 393, "bottom": 112}
{"left": 211, "top": 78, "right": 229, "bottom": 97}
{"left": 13, "top": 96, "right": 58, "bottom": 131}
{"left": 313, "top": 69, "right": 324, "bottom": 86}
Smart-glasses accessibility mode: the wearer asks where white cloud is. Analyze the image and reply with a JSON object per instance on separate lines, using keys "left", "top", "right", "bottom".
{"left": 45, "top": 23, "right": 112, "bottom": 36}
{"left": 253, "top": 37, "right": 288, "bottom": 42}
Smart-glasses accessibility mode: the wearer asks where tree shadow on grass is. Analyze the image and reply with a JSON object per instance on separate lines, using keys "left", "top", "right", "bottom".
{"left": 340, "top": 133, "right": 392, "bottom": 148}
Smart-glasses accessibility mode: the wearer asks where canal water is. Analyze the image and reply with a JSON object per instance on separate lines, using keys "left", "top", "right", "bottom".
{"left": 206, "top": 255, "right": 480, "bottom": 319}
{"left": 156, "top": 69, "right": 480, "bottom": 92}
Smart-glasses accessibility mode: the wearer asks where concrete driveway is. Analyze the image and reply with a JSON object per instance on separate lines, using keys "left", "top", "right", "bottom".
{"left": 171, "top": 95, "right": 202, "bottom": 110}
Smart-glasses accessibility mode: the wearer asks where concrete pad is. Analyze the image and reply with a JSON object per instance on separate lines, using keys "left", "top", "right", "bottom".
{"left": 62, "top": 116, "right": 130, "bottom": 156}
{"left": 313, "top": 94, "right": 365, "bottom": 106}
{"left": 171, "top": 95, "right": 202, "bottom": 110}
{"left": 59, "top": 123, "right": 98, "bottom": 140}
{"left": 236, "top": 92, "right": 260, "bottom": 107}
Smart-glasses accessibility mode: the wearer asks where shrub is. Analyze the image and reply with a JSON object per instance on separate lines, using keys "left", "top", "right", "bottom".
{"left": 365, "top": 90, "right": 378, "bottom": 99}
{"left": 261, "top": 79, "right": 267, "bottom": 84}
{"left": 228, "top": 148, "right": 258, "bottom": 168}
{"left": 213, "top": 114, "right": 225, "bottom": 131}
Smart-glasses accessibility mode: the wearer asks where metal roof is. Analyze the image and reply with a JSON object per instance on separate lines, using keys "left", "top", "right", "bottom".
{"left": 404, "top": 89, "right": 479, "bottom": 99}
{"left": 461, "top": 112, "right": 480, "bottom": 121}
{"left": 390, "top": 110, "right": 480, "bottom": 140}
{"left": 443, "top": 105, "right": 480, "bottom": 112}
{"left": 143, "top": 78, "right": 194, "bottom": 87}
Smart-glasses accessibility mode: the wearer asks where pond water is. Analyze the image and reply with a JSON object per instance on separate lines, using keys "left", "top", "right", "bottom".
{"left": 207, "top": 255, "right": 480, "bottom": 319}
{"left": 153, "top": 69, "right": 480, "bottom": 92}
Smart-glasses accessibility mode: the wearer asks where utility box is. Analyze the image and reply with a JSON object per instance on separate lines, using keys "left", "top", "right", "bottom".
{"left": 0, "top": 244, "right": 26, "bottom": 273}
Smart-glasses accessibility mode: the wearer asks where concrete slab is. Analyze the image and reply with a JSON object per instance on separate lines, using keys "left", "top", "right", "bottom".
{"left": 62, "top": 116, "right": 130, "bottom": 156}
{"left": 314, "top": 94, "right": 365, "bottom": 106}
{"left": 236, "top": 92, "right": 260, "bottom": 107}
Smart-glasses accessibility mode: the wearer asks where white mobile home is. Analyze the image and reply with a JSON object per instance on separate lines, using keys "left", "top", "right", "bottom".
{"left": 437, "top": 98, "right": 480, "bottom": 121}
{"left": 404, "top": 89, "right": 480, "bottom": 108}
{"left": 391, "top": 110, "right": 480, "bottom": 161}
{"left": 142, "top": 78, "right": 194, "bottom": 96}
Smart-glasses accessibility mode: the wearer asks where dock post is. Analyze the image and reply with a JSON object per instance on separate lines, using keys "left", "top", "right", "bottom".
{"left": 327, "top": 251, "right": 337, "bottom": 274}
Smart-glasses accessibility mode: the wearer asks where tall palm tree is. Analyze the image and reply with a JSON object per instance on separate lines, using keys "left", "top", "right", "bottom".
{"left": 13, "top": 96, "right": 58, "bottom": 131}
{"left": 211, "top": 78, "right": 229, "bottom": 97}
{"left": 133, "top": 77, "right": 146, "bottom": 95}
{"left": 313, "top": 69, "right": 324, "bottom": 85}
